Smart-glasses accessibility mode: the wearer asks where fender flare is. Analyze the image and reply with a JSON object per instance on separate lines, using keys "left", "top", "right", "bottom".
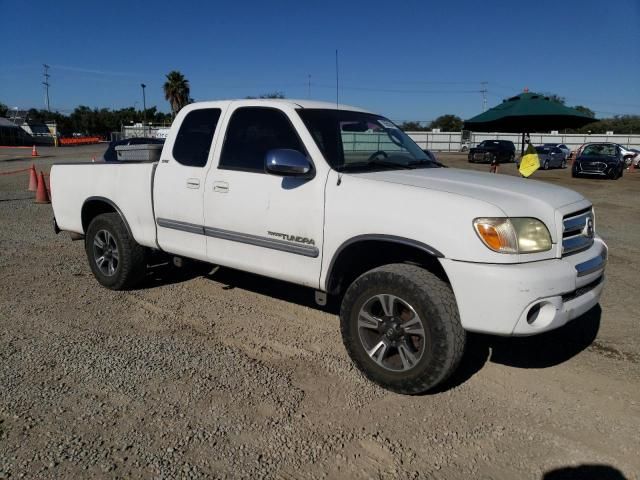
{"left": 81, "top": 196, "right": 134, "bottom": 239}
{"left": 324, "top": 234, "right": 444, "bottom": 291}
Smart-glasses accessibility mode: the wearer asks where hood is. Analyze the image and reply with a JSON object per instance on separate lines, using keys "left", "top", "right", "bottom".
{"left": 354, "top": 167, "right": 585, "bottom": 222}
{"left": 469, "top": 145, "right": 499, "bottom": 151}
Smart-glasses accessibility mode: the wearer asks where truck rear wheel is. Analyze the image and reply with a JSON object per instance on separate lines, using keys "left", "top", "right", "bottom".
{"left": 340, "top": 264, "right": 466, "bottom": 394}
{"left": 85, "top": 213, "right": 147, "bottom": 290}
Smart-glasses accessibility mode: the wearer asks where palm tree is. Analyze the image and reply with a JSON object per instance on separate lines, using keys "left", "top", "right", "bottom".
{"left": 163, "top": 71, "right": 190, "bottom": 116}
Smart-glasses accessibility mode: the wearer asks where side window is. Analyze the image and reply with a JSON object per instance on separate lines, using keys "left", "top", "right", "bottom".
{"left": 173, "top": 108, "right": 221, "bottom": 167}
{"left": 219, "top": 107, "right": 305, "bottom": 172}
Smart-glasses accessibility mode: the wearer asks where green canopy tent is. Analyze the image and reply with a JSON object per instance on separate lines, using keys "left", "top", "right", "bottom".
{"left": 463, "top": 91, "right": 597, "bottom": 155}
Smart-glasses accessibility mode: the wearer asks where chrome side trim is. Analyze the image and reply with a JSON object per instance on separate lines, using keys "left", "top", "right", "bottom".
{"left": 575, "top": 248, "right": 607, "bottom": 277}
{"left": 156, "top": 218, "right": 204, "bottom": 235}
{"left": 155, "top": 218, "right": 319, "bottom": 258}
{"left": 204, "top": 226, "right": 319, "bottom": 258}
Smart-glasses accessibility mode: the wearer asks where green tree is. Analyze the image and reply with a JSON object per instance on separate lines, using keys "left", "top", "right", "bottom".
{"left": 399, "top": 121, "right": 427, "bottom": 131}
{"left": 430, "top": 114, "right": 463, "bottom": 131}
{"left": 0, "top": 102, "right": 8, "bottom": 117}
{"left": 574, "top": 115, "right": 640, "bottom": 134}
{"left": 163, "top": 71, "right": 191, "bottom": 116}
{"left": 573, "top": 105, "right": 595, "bottom": 118}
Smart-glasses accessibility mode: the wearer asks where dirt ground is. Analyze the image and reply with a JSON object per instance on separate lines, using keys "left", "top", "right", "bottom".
{"left": 1, "top": 145, "right": 639, "bottom": 479}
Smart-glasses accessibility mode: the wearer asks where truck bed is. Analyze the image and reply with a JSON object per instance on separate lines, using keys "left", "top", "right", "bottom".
{"left": 50, "top": 162, "right": 158, "bottom": 248}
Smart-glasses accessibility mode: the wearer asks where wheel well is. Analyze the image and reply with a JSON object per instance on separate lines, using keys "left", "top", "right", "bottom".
{"left": 81, "top": 198, "right": 125, "bottom": 234}
{"left": 326, "top": 239, "right": 449, "bottom": 297}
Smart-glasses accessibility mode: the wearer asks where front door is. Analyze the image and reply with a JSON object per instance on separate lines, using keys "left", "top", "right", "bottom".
{"left": 154, "top": 107, "right": 223, "bottom": 260}
{"left": 203, "top": 106, "right": 325, "bottom": 288}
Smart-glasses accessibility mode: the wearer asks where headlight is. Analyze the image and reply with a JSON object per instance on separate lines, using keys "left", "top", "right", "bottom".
{"left": 473, "top": 218, "right": 552, "bottom": 254}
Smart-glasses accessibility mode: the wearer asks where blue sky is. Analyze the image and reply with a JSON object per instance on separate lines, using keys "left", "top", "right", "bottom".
{"left": 1, "top": 0, "right": 638, "bottom": 122}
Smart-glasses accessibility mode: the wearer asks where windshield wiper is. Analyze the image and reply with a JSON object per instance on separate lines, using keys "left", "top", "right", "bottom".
{"left": 408, "top": 159, "right": 447, "bottom": 168}
{"left": 367, "top": 158, "right": 414, "bottom": 169}
{"left": 335, "top": 159, "right": 414, "bottom": 172}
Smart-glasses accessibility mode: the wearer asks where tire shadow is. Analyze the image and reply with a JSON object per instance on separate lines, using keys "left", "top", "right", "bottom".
{"left": 542, "top": 464, "right": 627, "bottom": 480}
{"left": 432, "top": 305, "right": 601, "bottom": 393}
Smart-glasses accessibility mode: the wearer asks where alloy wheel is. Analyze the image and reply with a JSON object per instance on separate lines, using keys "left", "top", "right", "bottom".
{"left": 93, "top": 229, "right": 119, "bottom": 276}
{"left": 357, "top": 294, "right": 426, "bottom": 372}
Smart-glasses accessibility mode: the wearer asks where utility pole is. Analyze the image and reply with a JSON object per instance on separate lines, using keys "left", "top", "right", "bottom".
{"left": 42, "top": 64, "right": 51, "bottom": 112}
{"left": 480, "top": 81, "right": 488, "bottom": 112}
{"left": 141, "top": 83, "right": 147, "bottom": 137}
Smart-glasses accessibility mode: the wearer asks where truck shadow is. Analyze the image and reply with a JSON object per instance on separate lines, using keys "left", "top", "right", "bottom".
{"left": 138, "top": 264, "right": 602, "bottom": 392}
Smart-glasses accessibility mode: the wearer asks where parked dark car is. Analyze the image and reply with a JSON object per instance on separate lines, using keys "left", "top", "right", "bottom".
{"left": 468, "top": 140, "right": 516, "bottom": 163}
{"left": 542, "top": 143, "right": 570, "bottom": 159}
{"left": 102, "top": 137, "right": 165, "bottom": 162}
{"left": 572, "top": 143, "right": 625, "bottom": 179}
{"left": 535, "top": 146, "right": 567, "bottom": 170}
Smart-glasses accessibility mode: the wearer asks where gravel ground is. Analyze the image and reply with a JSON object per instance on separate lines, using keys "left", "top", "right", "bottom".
{"left": 1, "top": 145, "right": 639, "bottom": 479}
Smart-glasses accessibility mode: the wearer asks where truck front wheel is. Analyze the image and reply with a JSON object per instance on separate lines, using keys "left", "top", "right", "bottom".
{"left": 340, "top": 264, "right": 466, "bottom": 394}
{"left": 85, "top": 213, "right": 147, "bottom": 290}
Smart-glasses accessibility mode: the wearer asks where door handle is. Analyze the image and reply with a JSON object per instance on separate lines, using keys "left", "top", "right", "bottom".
{"left": 213, "top": 181, "right": 229, "bottom": 193}
{"left": 186, "top": 178, "right": 200, "bottom": 189}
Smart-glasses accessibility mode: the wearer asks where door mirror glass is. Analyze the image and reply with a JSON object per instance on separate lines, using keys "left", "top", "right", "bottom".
{"left": 265, "top": 149, "right": 312, "bottom": 177}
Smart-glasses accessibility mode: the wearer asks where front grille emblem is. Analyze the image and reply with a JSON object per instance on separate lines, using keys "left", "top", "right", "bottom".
{"left": 583, "top": 217, "right": 594, "bottom": 239}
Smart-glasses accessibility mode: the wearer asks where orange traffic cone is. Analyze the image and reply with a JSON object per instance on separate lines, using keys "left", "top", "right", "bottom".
{"left": 35, "top": 172, "right": 50, "bottom": 204}
{"left": 31, "top": 145, "right": 39, "bottom": 157}
{"left": 28, "top": 164, "right": 38, "bottom": 191}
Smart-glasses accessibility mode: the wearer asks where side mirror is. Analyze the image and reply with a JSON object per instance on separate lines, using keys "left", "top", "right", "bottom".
{"left": 265, "top": 149, "right": 313, "bottom": 177}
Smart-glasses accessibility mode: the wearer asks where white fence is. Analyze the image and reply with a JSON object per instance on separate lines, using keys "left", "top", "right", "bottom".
{"left": 406, "top": 131, "right": 640, "bottom": 152}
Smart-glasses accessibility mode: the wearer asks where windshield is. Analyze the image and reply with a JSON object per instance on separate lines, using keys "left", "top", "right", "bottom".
{"left": 297, "top": 109, "right": 434, "bottom": 171}
{"left": 535, "top": 147, "right": 550, "bottom": 153}
{"left": 582, "top": 144, "right": 617, "bottom": 157}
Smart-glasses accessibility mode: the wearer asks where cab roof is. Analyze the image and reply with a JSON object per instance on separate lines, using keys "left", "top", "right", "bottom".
{"left": 186, "top": 98, "right": 372, "bottom": 113}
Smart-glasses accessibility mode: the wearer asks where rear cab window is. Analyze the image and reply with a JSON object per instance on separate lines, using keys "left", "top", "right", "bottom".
{"left": 173, "top": 108, "right": 221, "bottom": 167}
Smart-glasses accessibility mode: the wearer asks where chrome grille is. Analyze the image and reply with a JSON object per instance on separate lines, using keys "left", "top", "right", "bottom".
{"left": 562, "top": 207, "right": 594, "bottom": 256}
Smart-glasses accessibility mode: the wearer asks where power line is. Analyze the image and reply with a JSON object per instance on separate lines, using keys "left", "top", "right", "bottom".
{"left": 42, "top": 64, "right": 51, "bottom": 112}
{"left": 480, "top": 81, "right": 488, "bottom": 112}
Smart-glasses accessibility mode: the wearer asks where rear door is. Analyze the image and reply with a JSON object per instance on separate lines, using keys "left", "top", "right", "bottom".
{"left": 153, "top": 107, "right": 224, "bottom": 260}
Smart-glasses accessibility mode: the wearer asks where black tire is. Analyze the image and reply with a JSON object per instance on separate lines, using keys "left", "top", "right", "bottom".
{"left": 85, "top": 212, "right": 147, "bottom": 290}
{"left": 561, "top": 159, "right": 567, "bottom": 169}
{"left": 340, "top": 264, "right": 466, "bottom": 394}
{"left": 543, "top": 160, "right": 550, "bottom": 170}
{"left": 509, "top": 153, "right": 515, "bottom": 163}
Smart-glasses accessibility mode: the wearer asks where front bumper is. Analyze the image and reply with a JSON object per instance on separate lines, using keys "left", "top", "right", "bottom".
{"left": 573, "top": 161, "right": 618, "bottom": 177}
{"left": 440, "top": 237, "right": 607, "bottom": 336}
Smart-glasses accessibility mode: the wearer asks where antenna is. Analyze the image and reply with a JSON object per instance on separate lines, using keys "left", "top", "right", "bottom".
{"left": 42, "top": 64, "right": 51, "bottom": 112}
{"left": 335, "top": 49, "right": 339, "bottom": 108}
{"left": 335, "top": 49, "right": 343, "bottom": 186}
{"left": 480, "top": 81, "right": 488, "bottom": 112}
{"left": 307, "top": 74, "right": 311, "bottom": 99}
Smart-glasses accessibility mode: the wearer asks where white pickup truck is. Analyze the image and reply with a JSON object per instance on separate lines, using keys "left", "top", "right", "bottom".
{"left": 51, "top": 99, "right": 607, "bottom": 394}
